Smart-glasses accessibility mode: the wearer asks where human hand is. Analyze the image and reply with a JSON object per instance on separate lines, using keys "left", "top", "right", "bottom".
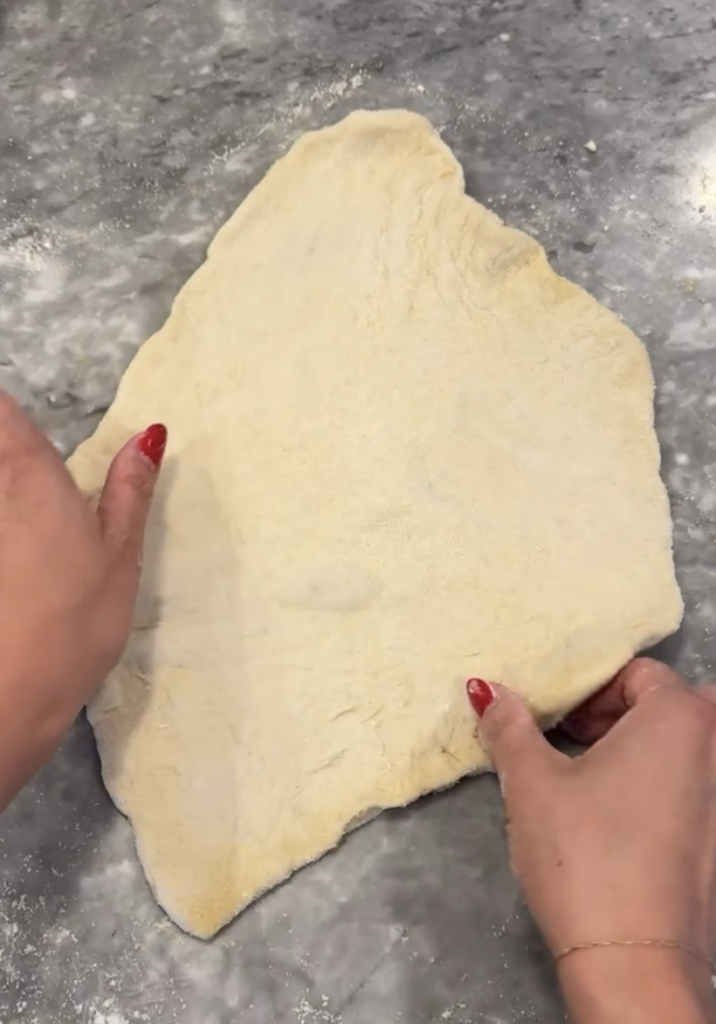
{"left": 0, "top": 392, "right": 165, "bottom": 810}
{"left": 468, "top": 660, "right": 716, "bottom": 1024}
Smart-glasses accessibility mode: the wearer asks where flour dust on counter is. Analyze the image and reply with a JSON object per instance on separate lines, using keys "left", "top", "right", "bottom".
{"left": 68, "top": 108, "right": 682, "bottom": 939}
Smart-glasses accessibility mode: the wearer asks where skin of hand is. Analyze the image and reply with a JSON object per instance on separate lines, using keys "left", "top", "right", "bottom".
{"left": 0, "top": 392, "right": 165, "bottom": 812}
{"left": 468, "top": 659, "right": 716, "bottom": 1024}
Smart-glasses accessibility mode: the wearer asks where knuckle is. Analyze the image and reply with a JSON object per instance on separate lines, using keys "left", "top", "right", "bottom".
{"left": 486, "top": 703, "right": 527, "bottom": 746}
{"left": 103, "top": 524, "right": 131, "bottom": 552}
{"left": 114, "top": 459, "right": 153, "bottom": 493}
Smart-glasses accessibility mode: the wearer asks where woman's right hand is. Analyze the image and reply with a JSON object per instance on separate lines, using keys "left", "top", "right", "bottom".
{"left": 468, "top": 659, "right": 716, "bottom": 1024}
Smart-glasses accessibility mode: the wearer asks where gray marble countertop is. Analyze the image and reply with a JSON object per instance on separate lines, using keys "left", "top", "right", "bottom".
{"left": 2, "top": 1, "right": 716, "bottom": 1022}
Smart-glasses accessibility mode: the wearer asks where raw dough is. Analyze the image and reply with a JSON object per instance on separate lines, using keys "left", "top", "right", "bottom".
{"left": 69, "top": 110, "right": 682, "bottom": 939}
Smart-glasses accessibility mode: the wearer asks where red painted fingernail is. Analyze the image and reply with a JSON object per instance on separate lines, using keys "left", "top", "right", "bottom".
{"left": 137, "top": 423, "right": 167, "bottom": 469}
{"left": 466, "top": 678, "right": 498, "bottom": 717}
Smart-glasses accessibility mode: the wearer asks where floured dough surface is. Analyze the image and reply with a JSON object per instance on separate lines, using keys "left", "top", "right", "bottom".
{"left": 69, "top": 110, "right": 682, "bottom": 938}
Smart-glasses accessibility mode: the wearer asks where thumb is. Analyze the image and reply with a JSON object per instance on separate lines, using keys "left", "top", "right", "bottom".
{"left": 97, "top": 423, "right": 167, "bottom": 562}
{"left": 466, "top": 678, "right": 564, "bottom": 783}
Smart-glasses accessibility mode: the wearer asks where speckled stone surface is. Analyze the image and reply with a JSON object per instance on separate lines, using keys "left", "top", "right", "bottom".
{"left": 1, "top": 1, "right": 716, "bottom": 1021}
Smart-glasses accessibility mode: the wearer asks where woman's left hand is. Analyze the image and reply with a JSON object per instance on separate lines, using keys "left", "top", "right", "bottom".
{"left": 0, "top": 391, "right": 165, "bottom": 811}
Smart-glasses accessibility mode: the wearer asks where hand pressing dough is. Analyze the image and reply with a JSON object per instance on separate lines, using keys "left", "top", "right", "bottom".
{"left": 69, "top": 109, "right": 682, "bottom": 938}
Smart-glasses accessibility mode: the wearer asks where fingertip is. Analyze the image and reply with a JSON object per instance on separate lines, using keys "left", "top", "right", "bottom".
{"left": 466, "top": 678, "right": 499, "bottom": 718}
{"left": 97, "top": 425, "right": 166, "bottom": 557}
{"left": 136, "top": 423, "right": 167, "bottom": 470}
{"left": 465, "top": 678, "right": 568, "bottom": 785}
{"left": 468, "top": 679, "right": 533, "bottom": 740}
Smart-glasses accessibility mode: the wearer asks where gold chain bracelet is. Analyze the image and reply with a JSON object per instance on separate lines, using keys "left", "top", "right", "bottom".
{"left": 555, "top": 939, "right": 713, "bottom": 969}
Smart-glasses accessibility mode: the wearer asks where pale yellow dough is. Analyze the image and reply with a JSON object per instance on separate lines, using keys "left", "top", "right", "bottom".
{"left": 68, "top": 110, "right": 682, "bottom": 939}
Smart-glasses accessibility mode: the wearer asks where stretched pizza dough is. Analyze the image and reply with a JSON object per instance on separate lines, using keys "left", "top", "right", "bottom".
{"left": 69, "top": 109, "right": 682, "bottom": 938}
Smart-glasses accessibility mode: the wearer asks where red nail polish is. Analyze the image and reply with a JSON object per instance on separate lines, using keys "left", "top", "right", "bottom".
{"left": 466, "top": 678, "right": 498, "bottom": 717}
{"left": 137, "top": 423, "right": 167, "bottom": 468}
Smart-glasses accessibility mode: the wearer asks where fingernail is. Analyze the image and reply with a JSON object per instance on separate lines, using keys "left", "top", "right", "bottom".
{"left": 466, "top": 678, "right": 498, "bottom": 717}
{"left": 137, "top": 423, "right": 167, "bottom": 469}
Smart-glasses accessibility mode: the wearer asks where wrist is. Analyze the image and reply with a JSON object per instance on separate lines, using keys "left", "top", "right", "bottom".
{"left": 557, "top": 946, "right": 716, "bottom": 1024}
